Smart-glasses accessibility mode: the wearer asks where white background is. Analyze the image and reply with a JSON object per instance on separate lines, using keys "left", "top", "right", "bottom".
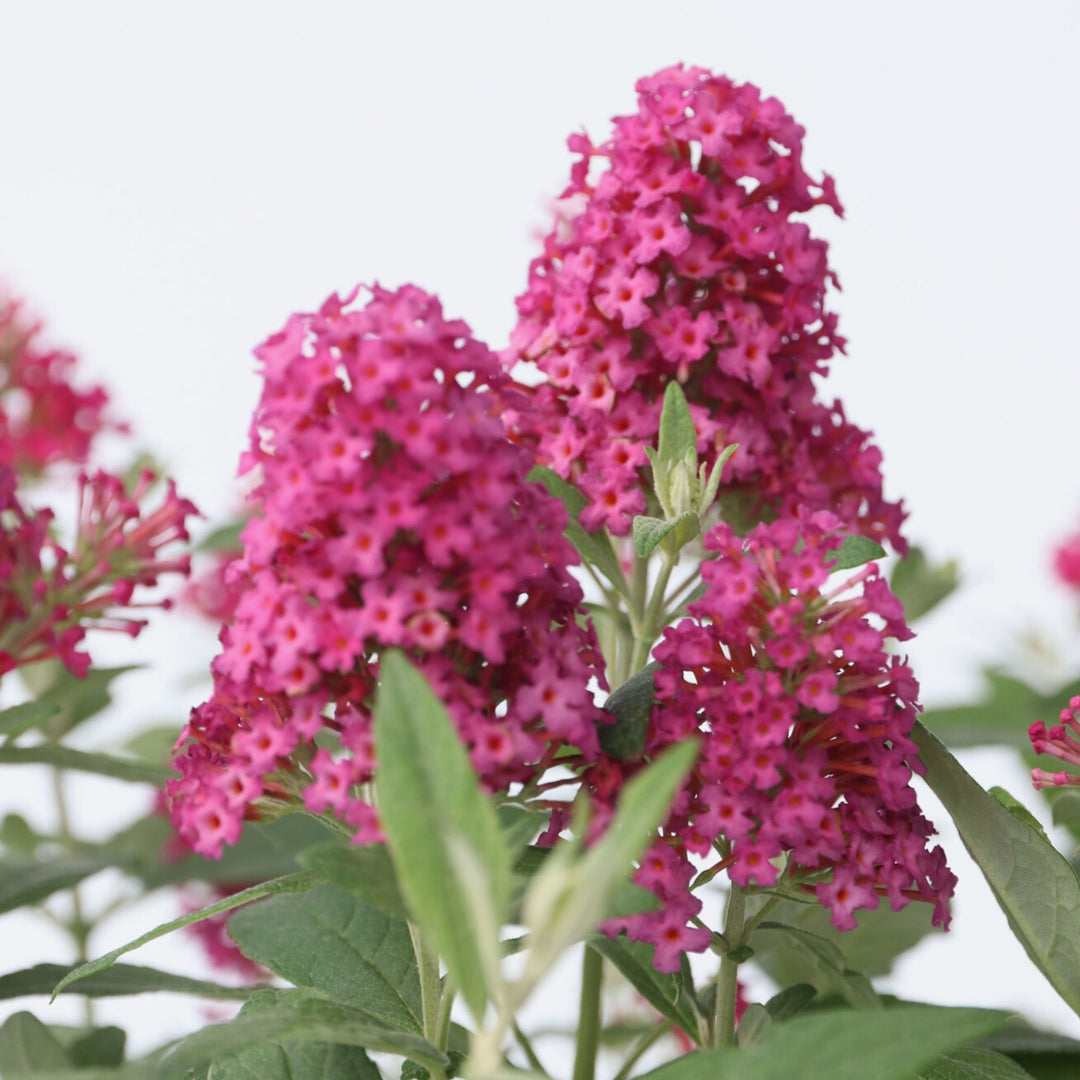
{"left": 2, "top": 0, "right": 1080, "bottom": 1060}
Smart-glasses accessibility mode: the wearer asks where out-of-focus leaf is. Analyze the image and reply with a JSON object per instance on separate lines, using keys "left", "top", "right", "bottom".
{"left": 197, "top": 521, "right": 245, "bottom": 553}
{"left": 18, "top": 663, "right": 140, "bottom": 740}
{"left": 69, "top": 1027, "right": 126, "bottom": 1069}
{"left": 0, "top": 701, "right": 60, "bottom": 740}
{"left": 0, "top": 1012, "right": 72, "bottom": 1072}
{"left": 297, "top": 843, "right": 409, "bottom": 922}
{"left": 889, "top": 546, "right": 959, "bottom": 622}
{"left": 914, "top": 1046, "right": 1036, "bottom": 1078}
{"left": 915, "top": 722, "right": 1080, "bottom": 1017}
{"left": 0, "top": 856, "right": 115, "bottom": 914}
{"left": 0, "top": 745, "right": 173, "bottom": 785}
{"left": 0, "top": 963, "right": 252, "bottom": 1001}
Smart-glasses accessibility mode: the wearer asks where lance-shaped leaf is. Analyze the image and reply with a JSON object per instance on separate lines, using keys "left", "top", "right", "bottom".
{"left": 156, "top": 990, "right": 447, "bottom": 1080}
{"left": 0, "top": 963, "right": 252, "bottom": 1001}
{"left": 528, "top": 466, "right": 629, "bottom": 599}
{"left": 0, "top": 701, "right": 60, "bottom": 741}
{"left": 373, "top": 650, "right": 510, "bottom": 1023}
{"left": 598, "top": 662, "right": 660, "bottom": 761}
{"left": 636, "top": 1005, "right": 1008, "bottom": 1080}
{"left": 0, "top": 744, "right": 174, "bottom": 785}
{"left": 632, "top": 512, "right": 699, "bottom": 560}
{"left": 0, "top": 856, "right": 116, "bottom": 914}
{"left": 913, "top": 721, "right": 1080, "bottom": 1017}
{"left": 825, "top": 534, "right": 886, "bottom": 572}
{"left": 656, "top": 382, "right": 697, "bottom": 477}
{"left": 52, "top": 871, "right": 319, "bottom": 998}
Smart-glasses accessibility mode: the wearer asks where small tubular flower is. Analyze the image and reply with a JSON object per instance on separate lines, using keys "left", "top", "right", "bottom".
{"left": 505, "top": 64, "right": 905, "bottom": 550}
{"left": 597, "top": 511, "right": 953, "bottom": 970}
{"left": 169, "top": 285, "right": 607, "bottom": 858}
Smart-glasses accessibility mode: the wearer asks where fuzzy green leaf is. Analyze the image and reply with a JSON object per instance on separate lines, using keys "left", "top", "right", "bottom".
{"left": 656, "top": 382, "right": 697, "bottom": 473}
{"left": 528, "top": 466, "right": 629, "bottom": 598}
{"left": 915, "top": 1046, "right": 1036, "bottom": 1079}
{"left": 914, "top": 721, "right": 1080, "bottom": 1017}
{"left": 589, "top": 933, "right": 702, "bottom": 1040}
{"left": 632, "top": 511, "right": 699, "bottom": 559}
{"left": 157, "top": 990, "right": 447, "bottom": 1080}
{"left": 826, "top": 534, "right": 886, "bottom": 572}
{"left": 207, "top": 986, "right": 382, "bottom": 1080}
{"left": 296, "top": 843, "right": 409, "bottom": 922}
{"left": 228, "top": 884, "right": 422, "bottom": 1032}
{"left": 52, "top": 871, "right": 319, "bottom": 998}
{"left": 598, "top": 662, "right": 660, "bottom": 761}
{"left": 0, "top": 1012, "right": 72, "bottom": 1073}
{"left": 637, "top": 1006, "right": 1008, "bottom": 1080}
{"left": 373, "top": 650, "right": 509, "bottom": 1022}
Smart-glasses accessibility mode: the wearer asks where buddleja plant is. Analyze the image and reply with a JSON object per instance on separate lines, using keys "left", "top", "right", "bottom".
{"left": 7, "top": 62, "right": 1080, "bottom": 1080}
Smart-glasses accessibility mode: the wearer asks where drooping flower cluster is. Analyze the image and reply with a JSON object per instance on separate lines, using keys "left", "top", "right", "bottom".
{"left": 169, "top": 284, "right": 608, "bottom": 859}
{"left": 0, "top": 466, "right": 197, "bottom": 677}
{"left": 505, "top": 64, "right": 904, "bottom": 549}
{"left": 0, "top": 291, "right": 122, "bottom": 475}
{"left": 600, "top": 512, "right": 953, "bottom": 969}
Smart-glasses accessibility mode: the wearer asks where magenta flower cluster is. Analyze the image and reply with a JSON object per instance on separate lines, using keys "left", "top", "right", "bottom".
{"left": 504, "top": 64, "right": 905, "bottom": 549}
{"left": 168, "top": 285, "right": 607, "bottom": 859}
{"left": 601, "top": 513, "right": 954, "bottom": 968}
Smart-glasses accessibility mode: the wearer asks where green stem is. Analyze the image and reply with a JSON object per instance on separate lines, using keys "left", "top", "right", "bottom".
{"left": 629, "top": 553, "right": 676, "bottom": 673}
{"left": 53, "top": 769, "right": 93, "bottom": 1026}
{"left": 714, "top": 884, "right": 747, "bottom": 1048}
{"left": 410, "top": 922, "right": 448, "bottom": 1065}
{"left": 611, "top": 1021, "right": 673, "bottom": 1080}
{"left": 571, "top": 945, "right": 604, "bottom": 1080}
{"left": 512, "top": 1022, "right": 551, "bottom": 1077}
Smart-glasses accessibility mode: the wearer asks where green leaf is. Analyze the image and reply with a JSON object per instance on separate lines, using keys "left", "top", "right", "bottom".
{"left": 598, "top": 662, "right": 660, "bottom": 761}
{"left": 763, "top": 983, "right": 817, "bottom": 1022}
{"left": 373, "top": 650, "right": 510, "bottom": 1022}
{"left": 297, "top": 843, "right": 410, "bottom": 922}
{"left": 0, "top": 963, "right": 252, "bottom": 1001}
{"left": 527, "top": 466, "right": 629, "bottom": 599}
{"left": 1050, "top": 789, "right": 1080, "bottom": 830}
{"left": 197, "top": 521, "right": 245, "bottom": 553}
{"left": 890, "top": 545, "right": 960, "bottom": 622}
{"left": 753, "top": 921, "right": 880, "bottom": 1010}
{"left": 520, "top": 741, "right": 698, "bottom": 983}
{"left": 228, "top": 884, "right": 422, "bottom": 1032}
{"left": 158, "top": 989, "right": 447, "bottom": 1080}
{"left": 207, "top": 987, "right": 382, "bottom": 1080}
{"left": 589, "top": 933, "right": 702, "bottom": 1040}
{"left": 637, "top": 1005, "right": 1008, "bottom": 1080}
{"left": 980, "top": 1020, "right": 1080, "bottom": 1079}
{"left": 753, "top": 897, "right": 939, "bottom": 982}
{"left": 69, "top": 1027, "right": 126, "bottom": 1069}
{"left": 915, "top": 1046, "right": 1037, "bottom": 1079}
{"left": 914, "top": 721, "right": 1080, "bottom": 1017}
{"left": 142, "top": 814, "right": 338, "bottom": 889}
{"left": 656, "top": 382, "right": 697, "bottom": 474}
{"left": 0, "top": 745, "right": 174, "bottom": 785}
{"left": 0, "top": 700, "right": 60, "bottom": 740}
{"left": 0, "top": 813, "right": 41, "bottom": 856}
{"left": 826, "top": 534, "right": 886, "bottom": 572}
{"left": 632, "top": 511, "right": 699, "bottom": 559}
{"left": 0, "top": 1012, "right": 72, "bottom": 1073}
{"left": 52, "top": 871, "right": 319, "bottom": 998}
{"left": 19, "top": 663, "right": 140, "bottom": 740}
{"left": 736, "top": 1003, "right": 770, "bottom": 1048}
{"left": 0, "top": 855, "right": 115, "bottom": 914}
{"left": 990, "top": 786, "right": 1050, "bottom": 841}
